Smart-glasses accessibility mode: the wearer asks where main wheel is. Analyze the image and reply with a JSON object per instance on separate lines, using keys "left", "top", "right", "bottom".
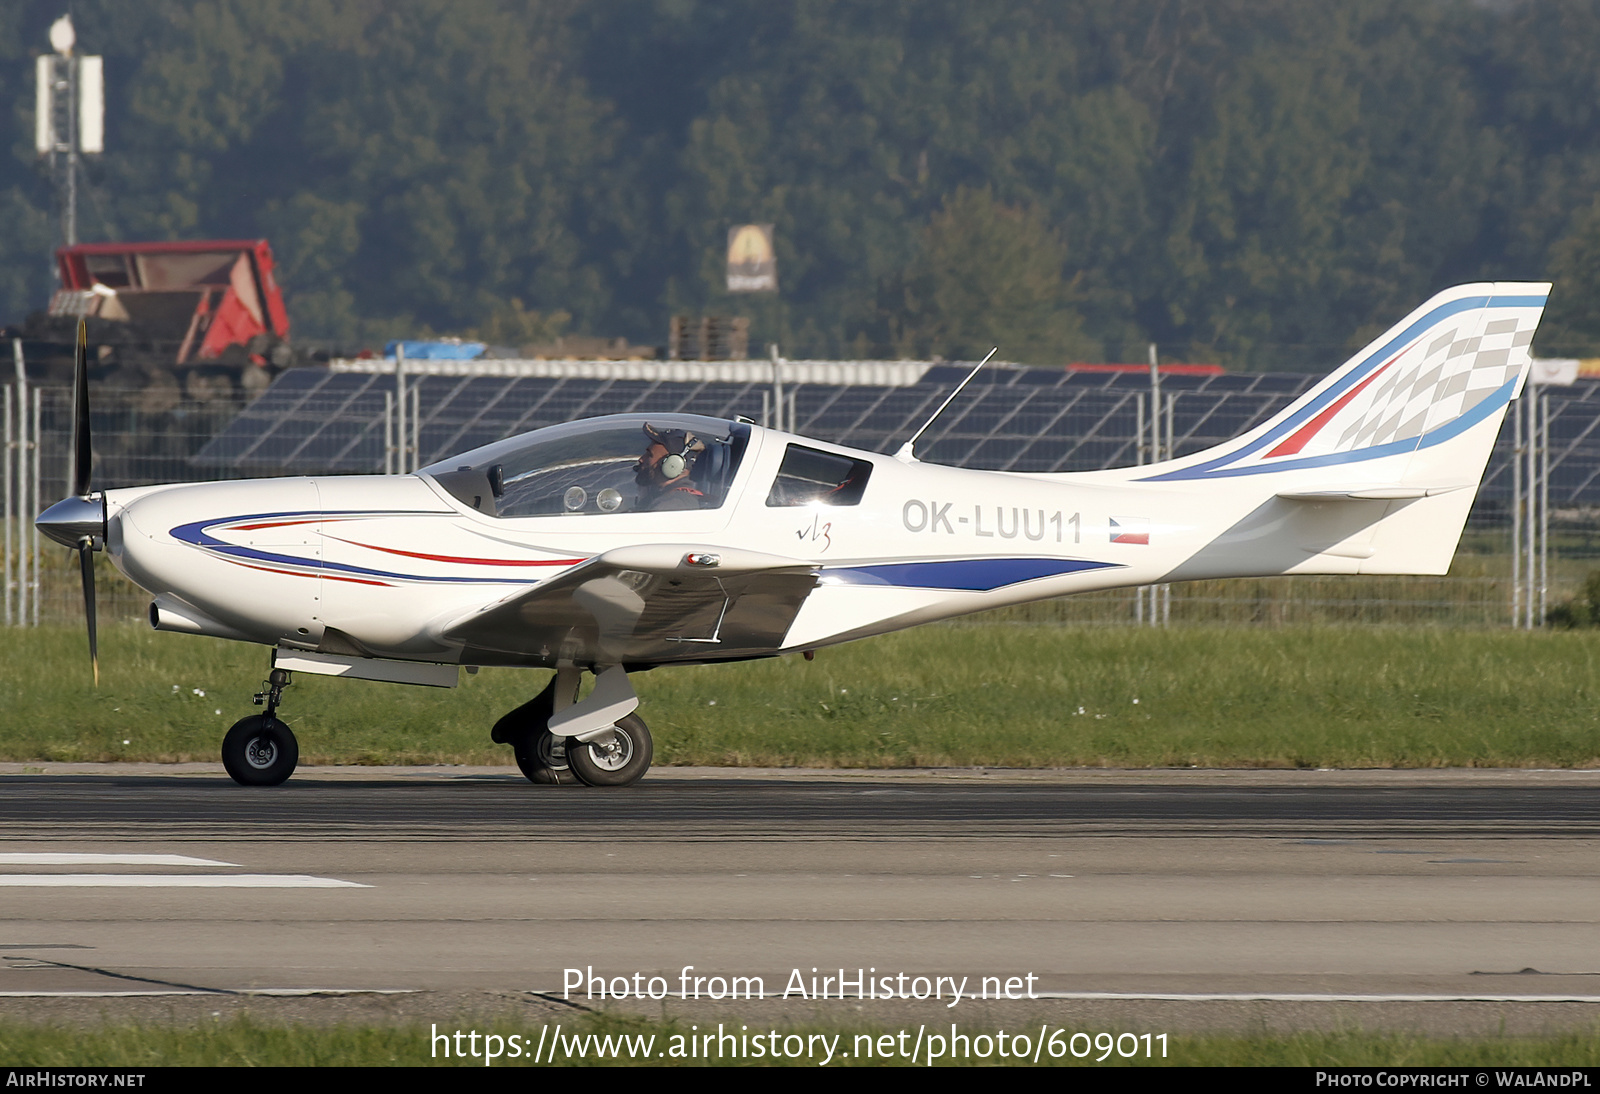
{"left": 511, "top": 726, "right": 579, "bottom": 785}
{"left": 565, "top": 713, "right": 652, "bottom": 787}
{"left": 221, "top": 715, "right": 298, "bottom": 787}
{"left": 494, "top": 678, "right": 579, "bottom": 785}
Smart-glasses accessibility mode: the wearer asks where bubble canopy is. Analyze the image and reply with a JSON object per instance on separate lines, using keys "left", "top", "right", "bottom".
{"left": 420, "top": 413, "right": 751, "bottom": 518}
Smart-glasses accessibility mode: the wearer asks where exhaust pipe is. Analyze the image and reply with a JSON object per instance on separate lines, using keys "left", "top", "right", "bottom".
{"left": 149, "top": 596, "right": 254, "bottom": 643}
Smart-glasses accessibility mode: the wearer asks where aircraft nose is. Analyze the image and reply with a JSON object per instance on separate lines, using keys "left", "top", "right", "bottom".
{"left": 37, "top": 494, "right": 106, "bottom": 548}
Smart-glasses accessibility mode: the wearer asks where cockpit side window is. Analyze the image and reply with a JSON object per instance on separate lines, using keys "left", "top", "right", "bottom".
{"left": 765, "top": 444, "right": 872, "bottom": 507}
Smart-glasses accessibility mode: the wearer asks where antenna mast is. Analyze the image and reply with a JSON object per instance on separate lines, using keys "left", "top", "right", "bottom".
{"left": 895, "top": 348, "right": 998, "bottom": 463}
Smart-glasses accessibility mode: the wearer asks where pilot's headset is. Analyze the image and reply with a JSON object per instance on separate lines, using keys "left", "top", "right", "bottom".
{"left": 645, "top": 424, "right": 703, "bottom": 480}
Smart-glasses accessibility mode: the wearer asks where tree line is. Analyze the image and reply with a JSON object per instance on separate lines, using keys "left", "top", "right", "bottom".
{"left": 5, "top": 0, "right": 1600, "bottom": 370}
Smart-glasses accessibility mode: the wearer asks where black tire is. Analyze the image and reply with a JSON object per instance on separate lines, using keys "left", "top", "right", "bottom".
{"left": 494, "top": 677, "right": 580, "bottom": 785}
{"left": 221, "top": 715, "right": 298, "bottom": 787}
{"left": 566, "top": 713, "right": 652, "bottom": 787}
{"left": 512, "top": 726, "right": 580, "bottom": 785}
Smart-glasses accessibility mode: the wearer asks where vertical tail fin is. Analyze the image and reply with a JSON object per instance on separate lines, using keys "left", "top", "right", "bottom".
{"left": 1147, "top": 283, "right": 1549, "bottom": 576}
{"left": 1144, "top": 282, "right": 1549, "bottom": 489}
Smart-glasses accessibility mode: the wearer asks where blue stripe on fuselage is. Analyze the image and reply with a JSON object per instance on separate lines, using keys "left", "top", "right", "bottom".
{"left": 824, "top": 557, "right": 1118, "bottom": 592}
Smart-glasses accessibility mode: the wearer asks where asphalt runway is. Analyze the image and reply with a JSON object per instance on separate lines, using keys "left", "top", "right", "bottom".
{"left": 1, "top": 764, "right": 1598, "bottom": 1036}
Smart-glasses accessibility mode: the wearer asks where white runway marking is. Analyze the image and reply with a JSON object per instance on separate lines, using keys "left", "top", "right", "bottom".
{"left": 1033, "top": 992, "right": 1600, "bottom": 1003}
{"left": 0, "top": 874, "right": 367, "bottom": 888}
{"left": 526, "top": 989, "right": 1600, "bottom": 1004}
{"left": 0, "top": 853, "right": 240, "bottom": 867}
{"left": 0, "top": 989, "right": 417, "bottom": 998}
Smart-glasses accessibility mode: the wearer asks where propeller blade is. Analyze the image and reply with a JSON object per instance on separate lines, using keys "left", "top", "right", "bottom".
{"left": 56, "top": 321, "right": 101, "bottom": 683}
{"left": 78, "top": 539, "right": 98, "bottom": 687}
{"left": 72, "top": 319, "right": 91, "bottom": 497}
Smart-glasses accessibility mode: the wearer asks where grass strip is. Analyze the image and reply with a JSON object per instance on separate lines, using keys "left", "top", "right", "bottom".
{"left": 2, "top": 1014, "right": 1599, "bottom": 1067}
{"left": 3, "top": 623, "right": 1600, "bottom": 769}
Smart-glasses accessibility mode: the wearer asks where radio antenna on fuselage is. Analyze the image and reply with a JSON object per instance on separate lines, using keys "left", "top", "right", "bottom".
{"left": 894, "top": 347, "right": 999, "bottom": 463}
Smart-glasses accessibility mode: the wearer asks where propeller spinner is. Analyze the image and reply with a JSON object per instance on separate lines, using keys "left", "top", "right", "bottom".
{"left": 34, "top": 321, "right": 104, "bottom": 684}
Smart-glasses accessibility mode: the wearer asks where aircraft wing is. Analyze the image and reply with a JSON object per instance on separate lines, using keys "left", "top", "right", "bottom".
{"left": 437, "top": 544, "right": 820, "bottom": 666}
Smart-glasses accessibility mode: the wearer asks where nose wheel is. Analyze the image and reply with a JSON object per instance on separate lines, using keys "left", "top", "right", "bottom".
{"left": 222, "top": 667, "right": 299, "bottom": 786}
{"left": 221, "top": 715, "right": 299, "bottom": 786}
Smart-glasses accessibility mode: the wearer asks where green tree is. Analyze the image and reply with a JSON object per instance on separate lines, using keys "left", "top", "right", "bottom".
{"left": 7, "top": 0, "right": 1600, "bottom": 368}
{"left": 3, "top": 0, "right": 629, "bottom": 347}
{"left": 661, "top": 2, "right": 1135, "bottom": 356}
{"left": 1536, "top": 195, "right": 1600, "bottom": 356}
{"left": 878, "top": 187, "right": 1089, "bottom": 364}
{"left": 467, "top": 298, "right": 570, "bottom": 349}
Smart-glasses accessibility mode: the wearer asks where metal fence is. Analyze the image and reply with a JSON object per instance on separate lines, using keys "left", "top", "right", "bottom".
{"left": 2, "top": 377, "right": 276, "bottom": 627}
{"left": 1, "top": 374, "right": 1586, "bottom": 630}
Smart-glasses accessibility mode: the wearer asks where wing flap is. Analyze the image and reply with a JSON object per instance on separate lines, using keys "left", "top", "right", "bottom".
{"left": 438, "top": 544, "right": 819, "bottom": 666}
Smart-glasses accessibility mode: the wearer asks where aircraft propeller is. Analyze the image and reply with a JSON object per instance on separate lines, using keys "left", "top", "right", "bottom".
{"left": 35, "top": 320, "right": 105, "bottom": 684}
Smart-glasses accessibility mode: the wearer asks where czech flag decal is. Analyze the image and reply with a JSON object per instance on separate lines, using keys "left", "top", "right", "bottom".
{"left": 1110, "top": 517, "right": 1150, "bottom": 545}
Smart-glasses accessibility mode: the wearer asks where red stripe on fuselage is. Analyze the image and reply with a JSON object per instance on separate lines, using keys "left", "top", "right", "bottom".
{"left": 230, "top": 518, "right": 323, "bottom": 531}
{"left": 224, "top": 559, "right": 393, "bottom": 586}
{"left": 328, "top": 538, "right": 585, "bottom": 568}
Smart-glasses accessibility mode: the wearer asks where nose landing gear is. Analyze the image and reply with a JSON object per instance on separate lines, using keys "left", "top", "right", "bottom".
{"left": 221, "top": 668, "right": 299, "bottom": 786}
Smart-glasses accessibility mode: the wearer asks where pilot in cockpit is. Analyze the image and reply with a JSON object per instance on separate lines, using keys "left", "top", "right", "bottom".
{"left": 634, "top": 423, "right": 707, "bottom": 510}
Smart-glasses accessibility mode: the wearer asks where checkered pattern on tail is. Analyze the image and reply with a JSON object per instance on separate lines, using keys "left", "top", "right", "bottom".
{"left": 1136, "top": 283, "right": 1549, "bottom": 484}
{"left": 1329, "top": 315, "right": 1532, "bottom": 453}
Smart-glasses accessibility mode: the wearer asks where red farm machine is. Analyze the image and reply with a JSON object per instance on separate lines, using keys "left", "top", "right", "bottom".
{"left": 19, "top": 239, "right": 299, "bottom": 400}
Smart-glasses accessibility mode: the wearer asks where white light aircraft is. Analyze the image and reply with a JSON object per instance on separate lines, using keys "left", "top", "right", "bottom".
{"left": 37, "top": 283, "right": 1549, "bottom": 787}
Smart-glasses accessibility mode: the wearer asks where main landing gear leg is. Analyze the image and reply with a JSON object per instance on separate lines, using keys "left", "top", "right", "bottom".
{"left": 493, "top": 666, "right": 653, "bottom": 787}
{"left": 221, "top": 667, "right": 300, "bottom": 787}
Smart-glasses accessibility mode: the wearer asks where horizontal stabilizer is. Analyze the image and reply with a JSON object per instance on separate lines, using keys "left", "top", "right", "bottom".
{"left": 1276, "top": 485, "right": 1470, "bottom": 502}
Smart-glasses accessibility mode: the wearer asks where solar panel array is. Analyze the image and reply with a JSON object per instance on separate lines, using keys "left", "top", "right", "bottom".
{"left": 193, "top": 366, "right": 1600, "bottom": 507}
